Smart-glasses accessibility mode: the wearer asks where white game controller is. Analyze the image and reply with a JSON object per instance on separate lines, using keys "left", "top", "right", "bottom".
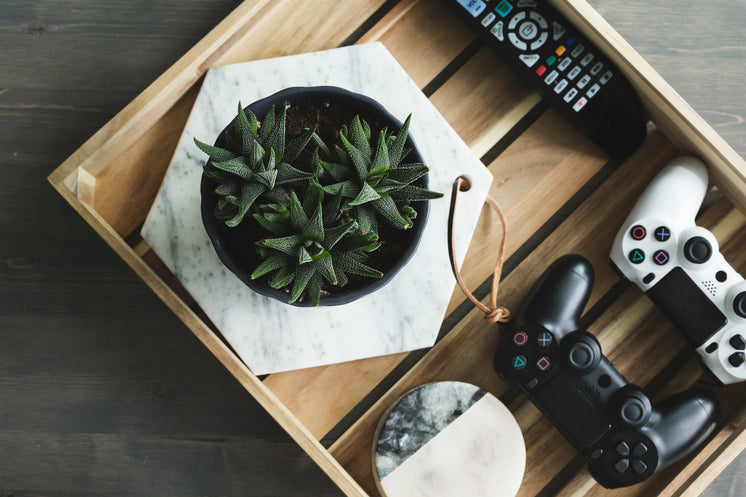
{"left": 611, "top": 155, "right": 746, "bottom": 385}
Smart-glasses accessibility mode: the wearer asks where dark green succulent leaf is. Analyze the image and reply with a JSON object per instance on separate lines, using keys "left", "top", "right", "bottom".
{"left": 203, "top": 166, "right": 233, "bottom": 183}
{"left": 368, "top": 131, "right": 390, "bottom": 178}
{"left": 276, "top": 162, "right": 314, "bottom": 184}
{"left": 303, "top": 206, "right": 325, "bottom": 242}
{"left": 307, "top": 272, "right": 323, "bottom": 306}
{"left": 373, "top": 178, "right": 407, "bottom": 196}
{"left": 225, "top": 183, "right": 264, "bottom": 227}
{"left": 214, "top": 204, "right": 237, "bottom": 220}
{"left": 235, "top": 102, "right": 257, "bottom": 156}
{"left": 254, "top": 169, "right": 278, "bottom": 190}
{"left": 268, "top": 265, "right": 294, "bottom": 289}
{"left": 302, "top": 179, "right": 324, "bottom": 216}
{"left": 388, "top": 114, "right": 411, "bottom": 166}
{"left": 264, "top": 105, "right": 287, "bottom": 161}
{"left": 333, "top": 144, "right": 349, "bottom": 165}
{"left": 258, "top": 234, "right": 305, "bottom": 256}
{"left": 348, "top": 181, "right": 381, "bottom": 206}
{"left": 311, "top": 133, "right": 331, "bottom": 158}
{"left": 333, "top": 250, "right": 383, "bottom": 279}
{"left": 355, "top": 204, "right": 378, "bottom": 235}
{"left": 337, "top": 231, "right": 381, "bottom": 252}
{"left": 387, "top": 164, "right": 430, "bottom": 184}
{"left": 250, "top": 140, "right": 265, "bottom": 170}
{"left": 259, "top": 105, "right": 276, "bottom": 141}
{"left": 340, "top": 133, "right": 369, "bottom": 182}
{"left": 194, "top": 138, "right": 236, "bottom": 162}
{"left": 372, "top": 195, "right": 412, "bottom": 230}
{"left": 362, "top": 119, "right": 371, "bottom": 141}
{"left": 289, "top": 263, "right": 316, "bottom": 303}
{"left": 297, "top": 246, "right": 313, "bottom": 265}
{"left": 252, "top": 212, "right": 288, "bottom": 235}
{"left": 215, "top": 181, "right": 239, "bottom": 196}
{"left": 322, "top": 218, "right": 356, "bottom": 249}
{"left": 389, "top": 185, "right": 444, "bottom": 202}
{"left": 322, "top": 190, "right": 344, "bottom": 226}
{"left": 224, "top": 129, "right": 242, "bottom": 155}
{"left": 212, "top": 157, "right": 254, "bottom": 181}
{"left": 323, "top": 179, "right": 359, "bottom": 198}
{"left": 288, "top": 192, "right": 309, "bottom": 231}
{"left": 320, "top": 158, "right": 353, "bottom": 182}
{"left": 251, "top": 253, "right": 289, "bottom": 279}
{"left": 284, "top": 125, "right": 317, "bottom": 164}
{"left": 217, "top": 196, "right": 232, "bottom": 210}
{"left": 311, "top": 251, "right": 337, "bottom": 284}
{"left": 349, "top": 116, "right": 371, "bottom": 160}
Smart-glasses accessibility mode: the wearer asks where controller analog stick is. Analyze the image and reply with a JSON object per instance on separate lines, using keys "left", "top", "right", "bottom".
{"left": 568, "top": 342, "right": 595, "bottom": 371}
{"left": 733, "top": 292, "right": 746, "bottom": 319}
{"left": 620, "top": 398, "right": 647, "bottom": 427}
{"left": 683, "top": 236, "right": 712, "bottom": 264}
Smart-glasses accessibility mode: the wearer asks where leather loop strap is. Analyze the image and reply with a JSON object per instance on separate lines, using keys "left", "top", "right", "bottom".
{"left": 448, "top": 176, "right": 511, "bottom": 324}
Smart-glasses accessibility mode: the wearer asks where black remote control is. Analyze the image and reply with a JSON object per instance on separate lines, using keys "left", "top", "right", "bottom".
{"left": 444, "top": 0, "right": 647, "bottom": 160}
{"left": 494, "top": 255, "right": 719, "bottom": 488}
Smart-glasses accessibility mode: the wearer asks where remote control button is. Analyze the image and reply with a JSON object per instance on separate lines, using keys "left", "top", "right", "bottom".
{"left": 729, "top": 352, "right": 745, "bottom": 368}
{"left": 458, "top": 0, "right": 487, "bottom": 16}
{"left": 519, "top": 53, "right": 540, "bottom": 67}
{"left": 554, "top": 79, "right": 568, "bottom": 94}
{"left": 730, "top": 335, "right": 746, "bottom": 350}
{"left": 495, "top": 0, "right": 514, "bottom": 18}
{"left": 590, "top": 448, "right": 604, "bottom": 460}
{"left": 620, "top": 398, "right": 647, "bottom": 426}
{"left": 508, "top": 32, "right": 527, "bottom": 50}
{"left": 705, "top": 342, "right": 718, "bottom": 353}
{"left": 628, "top": 249, "right": 645, "bottom": 264}
{"left": 545, "top": 55, "right": 556, "bottom": 66}
{"left": 529, "top": 11, "right": 548, "bottom": 29}
{"left": 567, "top": 66, "right": 581, "bottom": 80}
{"left": 600, "top": 70, "right": 614, "bottom": 85}
{"left": 545, "top": 70, "right": 558, "bottom": 85}
{"left": 563, "top": 88, "right": 578, "bottom": 103}
{"left": 536, "top": 356, "right": 551, "bottom": 371}
{"left": 565, "top": 36, "right": 576, "bottom": 46}
{"left": 490, "top": 21, "right": 505, "bottom": 41}
{"left": 555, "top": 45, "right": 566, "bottom": 56}
{"left": 630, "top": 225, "right": 646, "bottom": 240}
{"left": 537, "top": 332, "right": 553, "bottom": 347}
{"left": 577, "top": 74, "right": 591, "bottom": 89}
{"left": 733, "top": 291, "right": 746, "bottom": 318}
{"left": 513, "top": 331, "right": 528, "bottom": 346}
{"left": 568, "top": 342, "right": 594, "bottom": 370}
{"left": 580, "top": 53, "right": 594, "bottom": 67}
{"left": 552, "top": 21, "right": 565, "bottom": 40}
{"left": 558, "top": 57, "right": 572, "bottom": 71}
{"left": 614, "top": 458, "right": 630, "bottom": 474}
{"left": 653, "top": 250, "right": 669, "bottom": 266}
{"left": 654, "top": 226, "right": 671, "bottom": 242}
{"left": 536, "top": 64, "right": 547, "bottom": 76}
{"left": 586, "top": 83, "right": 601, "bottom": 100}
{"left": 481, "top": 12, "right": 497, "bottom": 27}
{"left": 526, "top": 378, "right": 539, "bottom": 390}
{"left": 633, "top": 460, "right": 648, "bottom": 475}
{"left": 512, "top": 355, "right": 527, "bottom": 370}
{"left": 615, "top": 441, "right": 630, "bottom": 456}
{"left": 590, "top": 61, "right": 604, "bottom": 76}
{"left": 508, "top": 11, "right": 526, "bottom": 29}
{"left": 518, "top": 21, "right": 538, "bottom": 41}
{"left": 570, "top": 43, "right": 585, "bottom": 58}
{"left": 632, "top": 442, "right": 648, "bottom": 457}
{"left": 518, "top": 0, "right": 538, "bottom": 7}
{"left": 684, "top": 236, "right": 712, "bottom": 264}
{"left": 716, "top": 270, "right": 727, "bottom": 282}
{"left": 573, "top": 97, "right": 587, "bottom": 112}
{"left": 643, "top": 273, "right": 655, "bottom": 284}
{"left": 530, "top": 31, "right": 548, "bottom": 50}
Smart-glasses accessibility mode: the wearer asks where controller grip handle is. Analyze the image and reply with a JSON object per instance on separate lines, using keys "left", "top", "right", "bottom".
{"left": 648, "top": 389, "right": 719, "bottom": 470}
{"left": 515, "top": 254, "right": 594, "bottom": 339}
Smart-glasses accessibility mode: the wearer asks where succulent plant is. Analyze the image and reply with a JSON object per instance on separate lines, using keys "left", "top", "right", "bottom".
{"left": 195, "top": 102, "right": 316, "bottom": 227}
{"left": 198, "top": 101, "right": 442, "bottom": 305}
{"left": 314, "top": 114, "right": 442, "bottom": 236}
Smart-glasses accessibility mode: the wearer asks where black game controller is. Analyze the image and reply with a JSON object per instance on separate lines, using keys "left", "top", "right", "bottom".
{"left": 494, "top": 255, "right": 719, "bottom": 488}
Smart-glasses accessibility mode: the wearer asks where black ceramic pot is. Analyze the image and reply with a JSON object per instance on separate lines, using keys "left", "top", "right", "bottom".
{"left": 200, "top": 86, "right": 431, "bottom": 306}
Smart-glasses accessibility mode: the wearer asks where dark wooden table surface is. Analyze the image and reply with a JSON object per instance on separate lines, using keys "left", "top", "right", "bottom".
{"left": 1, "top": 1, "right": 744, "bottom": 496}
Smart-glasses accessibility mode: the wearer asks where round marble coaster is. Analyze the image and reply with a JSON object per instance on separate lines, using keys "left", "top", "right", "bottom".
{"left": 373, "top": 381, "right": 525, "bottom": 497}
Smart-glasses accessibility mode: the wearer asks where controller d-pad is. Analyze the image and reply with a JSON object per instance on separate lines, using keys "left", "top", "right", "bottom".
{"left": 632, "top": 442, "right": 648, "bottom": 457}
{"left": 733, "top": 292, "right": 746, "bottom": 318}
{"left": 729, "top": 352, "right": 745, "bottom": 368}
{"left": 684, "top": 236, "right": 712, "bottom": 264}
{"left": 632, "top": 459, "right": 648, "bottom": 475}
{"left": 729, "top": 335, "right": 746, "bottom": 351}
{"left": 615, "top": 442, "right": 630, "bottom": 456}
{"left": 614, "top": 458, "right": 630, "bottom": 474}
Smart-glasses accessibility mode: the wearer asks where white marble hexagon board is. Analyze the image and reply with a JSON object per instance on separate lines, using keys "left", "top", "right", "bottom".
{"left": 141, "top": 43, "right": 493, "bottom": 375}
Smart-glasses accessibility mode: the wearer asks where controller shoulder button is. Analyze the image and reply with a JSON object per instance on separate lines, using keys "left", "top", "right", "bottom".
{"left": 729, "top": 334, "right": 746, "bottom": 351}
{"left": 615, "top": 441, "right": 630, "bottom": 456}
{"left": 632, "top": 459, "right": 648, "bottom": 475}
{"left": 614, "top": 458, "right": 630, "bottom": 474}
{"left": 684, "top": 236, "right": 712, "bottom": 264}
{"left": 728, "top": 352, "right": 745, "bottom": 368}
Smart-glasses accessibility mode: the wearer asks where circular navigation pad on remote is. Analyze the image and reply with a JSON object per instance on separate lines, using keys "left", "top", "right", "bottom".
{"left": 507, "top": 10, "right": 549, "bottom": 51}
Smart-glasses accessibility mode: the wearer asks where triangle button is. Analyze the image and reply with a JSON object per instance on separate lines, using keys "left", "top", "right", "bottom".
{"left": 513, "top": 355, "right": 527, "bottom": 370}
{"left": 629, "top": 249, "right": 645, "bottom": 264}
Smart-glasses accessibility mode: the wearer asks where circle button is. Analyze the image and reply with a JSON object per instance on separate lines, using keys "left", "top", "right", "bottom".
{"left": 630, "top": 225, "right": 646, "bottom": 240}
{"left": 684, "top": 236, "right": 712, "bottom": 264}
{"left": 513, "top": 331, "right": 529, "bottom": 346}
{"left": 654, "top": 226, "right": 671, "bottom": 242}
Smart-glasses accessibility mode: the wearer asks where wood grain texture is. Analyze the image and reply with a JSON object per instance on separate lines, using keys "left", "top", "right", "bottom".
{"left": 3, "top": 1, "right": 746, "bottom": 497}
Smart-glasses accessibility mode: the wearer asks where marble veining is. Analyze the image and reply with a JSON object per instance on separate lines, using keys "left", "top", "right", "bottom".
{"left": 141, "top": 43, "right": 493, "bottom": 375}
{"left": 375, "top": 382, "right": 525, "bottom": 497}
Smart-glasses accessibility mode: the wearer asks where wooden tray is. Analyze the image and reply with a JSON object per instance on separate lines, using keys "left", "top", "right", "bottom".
{"left": 48, "top": 0, "right": 746, "bottom": 496}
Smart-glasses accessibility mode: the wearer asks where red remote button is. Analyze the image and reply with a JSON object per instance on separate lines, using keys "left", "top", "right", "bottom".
{"left": 536, "top": 65, "right": 547, "bottom": 76}
{"left": 513, "top": 331, "right": 528, "bottom": 346}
